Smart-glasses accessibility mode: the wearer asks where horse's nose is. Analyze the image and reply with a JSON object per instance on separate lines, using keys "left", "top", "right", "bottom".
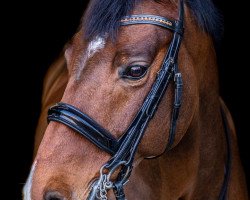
{"left": 44, "top": 191, "right": 68, "bottom": 200}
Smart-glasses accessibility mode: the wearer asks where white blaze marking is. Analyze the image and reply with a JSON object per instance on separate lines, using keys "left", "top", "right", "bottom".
{"left": 87, "top": 36, "right": 106, "bottom": 58}
{"left": 23, "top": 161, "right": 37, "bottom": 200}
{"left": 77, "top": 36, "right": 106, "bottom": 79}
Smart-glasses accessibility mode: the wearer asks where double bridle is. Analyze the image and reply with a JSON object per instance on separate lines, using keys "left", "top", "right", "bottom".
{"left": 47, "top": 0, "right": 231, "bottom": 199}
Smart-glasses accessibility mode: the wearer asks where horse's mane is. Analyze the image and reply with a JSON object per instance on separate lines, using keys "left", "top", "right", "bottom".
{"left": 83, "top": 0, "right": 223, "bottom": 41}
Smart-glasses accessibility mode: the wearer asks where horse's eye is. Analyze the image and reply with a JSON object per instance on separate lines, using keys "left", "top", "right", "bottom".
{"left": 121, "top": 65, "right": 148, "bottom": 80}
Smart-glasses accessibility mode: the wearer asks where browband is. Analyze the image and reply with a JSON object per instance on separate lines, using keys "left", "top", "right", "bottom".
{"left": 120, "top": 14, "right": 183, "bottom": 35}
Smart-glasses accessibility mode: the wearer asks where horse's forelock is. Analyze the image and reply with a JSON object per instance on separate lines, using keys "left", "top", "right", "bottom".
{"left": 82, "top": 0, "right": 223, "bottom": 42}
{"left": 83, "top": 0, "right": 139, "bottom": 41}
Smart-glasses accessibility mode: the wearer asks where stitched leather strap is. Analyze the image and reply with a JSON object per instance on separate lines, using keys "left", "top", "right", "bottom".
{"left": 48, "top": 103, "right": 118, "bottom": 155}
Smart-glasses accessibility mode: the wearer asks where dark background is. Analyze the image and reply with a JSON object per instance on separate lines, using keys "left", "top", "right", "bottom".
{"left": 3, "top": 0, "right": 249, "bottom": 199}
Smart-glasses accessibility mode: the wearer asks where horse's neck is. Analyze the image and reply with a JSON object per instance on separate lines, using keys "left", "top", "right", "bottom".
{"left": 172, "top": 101, "right": 226, "bottom": 198}
{"left": 186, "top": 96, "right": 227, "bottom": 198}
{"left": 142, "top": 99, "right": 248, "bottom": 200}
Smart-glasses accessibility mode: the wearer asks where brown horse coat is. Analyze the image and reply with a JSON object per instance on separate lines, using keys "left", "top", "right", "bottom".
{"left": 23, "top": 0, "right": 248, "bottom": 199}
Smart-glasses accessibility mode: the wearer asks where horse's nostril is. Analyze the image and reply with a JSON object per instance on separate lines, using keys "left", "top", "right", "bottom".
{"left": 44, "top": 191, "right": 67, "bottom": 200}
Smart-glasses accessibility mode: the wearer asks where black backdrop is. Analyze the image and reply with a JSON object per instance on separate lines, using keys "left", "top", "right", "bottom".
{"left": 4, "top": 0, "right": 249, "bottom": 199}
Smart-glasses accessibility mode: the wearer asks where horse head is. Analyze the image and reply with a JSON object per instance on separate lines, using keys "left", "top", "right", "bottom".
{"left": 23, "top": 0, "right": 248, "bottom": 199}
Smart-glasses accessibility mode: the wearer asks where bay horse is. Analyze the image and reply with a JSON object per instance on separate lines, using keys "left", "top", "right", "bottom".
{"left": 23, "top": 0, "right": 248, "bottom": 199}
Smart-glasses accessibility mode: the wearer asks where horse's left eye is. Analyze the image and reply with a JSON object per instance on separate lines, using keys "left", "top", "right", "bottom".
{"left": 121, "top": 65, "right": 148, "bottom": 80}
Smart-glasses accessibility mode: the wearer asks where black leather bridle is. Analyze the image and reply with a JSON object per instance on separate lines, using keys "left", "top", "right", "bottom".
{"left": 47, "top": 0, "right": 231, "bottom": 199}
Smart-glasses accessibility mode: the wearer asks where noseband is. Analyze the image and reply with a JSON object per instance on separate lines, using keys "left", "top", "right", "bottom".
{"left": 48, "top": 1, "right": 184, "bottom": 199}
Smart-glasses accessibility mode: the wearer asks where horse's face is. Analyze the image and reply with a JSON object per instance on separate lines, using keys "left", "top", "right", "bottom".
{"left": 30, "top": 1, "right": 200, "bottom": 199}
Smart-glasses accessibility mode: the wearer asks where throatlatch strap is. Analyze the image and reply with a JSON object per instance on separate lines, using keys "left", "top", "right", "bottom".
{"left": 219, "top": 107, "right": 232, "bottom": 200}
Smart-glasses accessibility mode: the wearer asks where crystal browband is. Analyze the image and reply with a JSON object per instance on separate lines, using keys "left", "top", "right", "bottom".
{"left": 120, "top": 14, "right": 182, "bottom": 33}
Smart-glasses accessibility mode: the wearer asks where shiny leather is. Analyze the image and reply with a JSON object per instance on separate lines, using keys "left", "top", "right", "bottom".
{"left": 48, "top": 103, "right": 118, "bottom": 155}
